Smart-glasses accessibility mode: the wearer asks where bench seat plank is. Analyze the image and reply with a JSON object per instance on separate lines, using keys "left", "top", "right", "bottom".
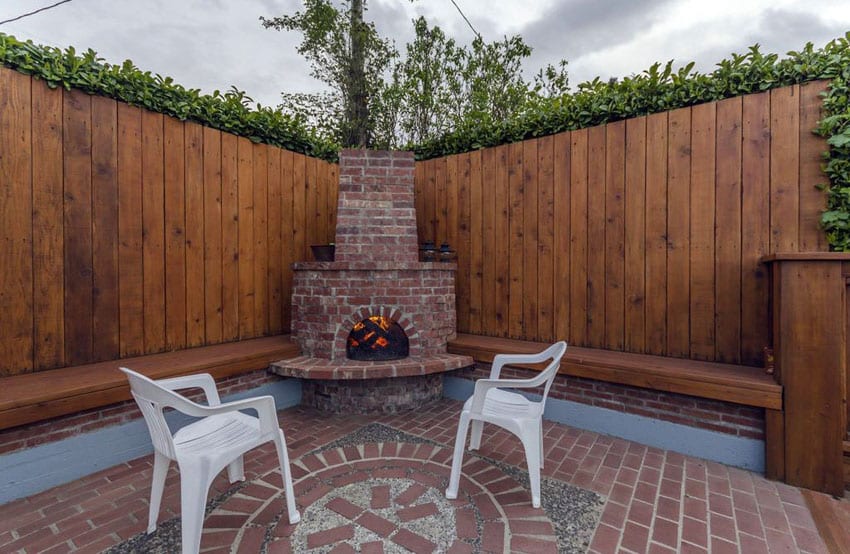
{"left": 0, "top": 335, "right": 299, "bottom": 430}
{"left": 448, "top": 334, "right": 782, "bottom": 410}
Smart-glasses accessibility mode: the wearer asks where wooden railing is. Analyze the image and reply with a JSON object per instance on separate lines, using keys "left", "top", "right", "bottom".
{"left": 415, "top": 81, "right": 831, "bottom": 366}
{"left": 0, "top": 67, "right": 337, "bottom": 376}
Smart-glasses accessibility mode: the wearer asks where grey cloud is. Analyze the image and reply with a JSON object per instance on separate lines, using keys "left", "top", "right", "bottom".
{"left": 521, "top": 0, "right": 677, "bottom": 62}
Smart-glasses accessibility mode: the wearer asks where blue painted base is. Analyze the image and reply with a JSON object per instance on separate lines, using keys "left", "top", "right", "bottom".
{"left": 0, "top": 379, "right": 302, "bottom": 504}
{"left": 442, "top": 376, "right": 765, "bottom": 473}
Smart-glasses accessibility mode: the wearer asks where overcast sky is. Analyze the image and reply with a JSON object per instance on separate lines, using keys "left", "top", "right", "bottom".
{"left": 1, "top": 0, "right": 848, "bottom": 108}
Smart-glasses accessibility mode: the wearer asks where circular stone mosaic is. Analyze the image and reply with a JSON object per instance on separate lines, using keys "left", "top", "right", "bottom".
{"left": 289, "top": 478, "right": 456, "bottom": 552}
{"left": 109, "top": 423, "right": 603, "bottom": 554}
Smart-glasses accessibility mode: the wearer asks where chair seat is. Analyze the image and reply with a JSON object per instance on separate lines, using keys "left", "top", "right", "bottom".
{"left": 464, "top": 388, "right": 543, "bottom": 420}
{"left": 173, "top": 412, "right": 261, "bottom": 460}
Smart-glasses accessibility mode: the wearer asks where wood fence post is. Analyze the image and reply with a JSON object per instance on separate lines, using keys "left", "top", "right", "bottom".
{"left": 763, "top": 253, "right": 848, "bottom": 496}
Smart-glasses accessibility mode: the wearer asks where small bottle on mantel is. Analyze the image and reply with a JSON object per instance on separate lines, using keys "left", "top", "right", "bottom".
{"left": 439, "top": 242, "right": 456, "bottom": 263}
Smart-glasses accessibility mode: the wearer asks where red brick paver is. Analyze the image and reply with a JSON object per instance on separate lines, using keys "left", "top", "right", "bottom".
{"left": 0, "top": 399, "right": 835, "bottom": 553}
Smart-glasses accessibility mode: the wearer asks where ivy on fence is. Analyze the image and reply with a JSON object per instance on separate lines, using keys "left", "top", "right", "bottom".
{"left": 2, "top": 31, "right": 850, "bottom": 250}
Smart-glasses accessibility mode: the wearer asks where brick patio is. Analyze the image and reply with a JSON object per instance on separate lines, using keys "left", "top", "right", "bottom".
{"left": 0, "top": 398, "right": 837, "bottom": 553}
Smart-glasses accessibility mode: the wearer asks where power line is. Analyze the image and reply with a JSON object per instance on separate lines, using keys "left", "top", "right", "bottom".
{"left": 0, "top": 0, "right": 74, "bottom": 26}
{"left": 448, "top": 0, "right": 480, "bottom": 39}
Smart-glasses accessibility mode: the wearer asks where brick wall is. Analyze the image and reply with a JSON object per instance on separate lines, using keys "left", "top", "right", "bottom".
{"left": 0, "top": 370, "right": 282, "bottom": 456}
{"left": 335, "top": 149, "right": 418, "bottom": 263}
{"left": 450, "top": 364, "right": 765, "bottom": 440}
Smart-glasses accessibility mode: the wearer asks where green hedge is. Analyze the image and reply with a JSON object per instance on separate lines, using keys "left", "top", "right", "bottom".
{"left": 2, "top": 31, "right": 850, "bottom": 249}
{"left": 0, "top": 33, "right": 338, "bottom": 161}
{"left": 414, "top": 33, "right": 850, "bottom": 251}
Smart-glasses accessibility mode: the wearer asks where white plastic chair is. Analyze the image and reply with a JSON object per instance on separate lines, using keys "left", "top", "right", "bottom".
{"left": 445, "top": 341, "right": 567, "bottom": 508}
{"left": 120, "top": 368, "right": 300, "bottom": 554}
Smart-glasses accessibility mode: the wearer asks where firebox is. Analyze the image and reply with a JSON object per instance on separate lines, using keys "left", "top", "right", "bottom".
{"left": 346, "top": 315, "right": 409, "bottom": 361}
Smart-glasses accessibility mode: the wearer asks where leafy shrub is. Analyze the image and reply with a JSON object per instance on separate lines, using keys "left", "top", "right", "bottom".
{"left": 0, "top": 32, "right": 338, "bottom": 161}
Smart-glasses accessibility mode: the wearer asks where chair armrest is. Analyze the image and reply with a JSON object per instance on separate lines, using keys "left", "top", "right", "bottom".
{"left": 156, "top": 373, "right": 222, "bottom": 406}
{"left": 490, "top": 352, "right": 551, "bottom": 379}
{"left": 470, "top": 377, "right": 541, "bottom": 413}
{"left": 174, "top": 395, "right": 281, "bottom": 435}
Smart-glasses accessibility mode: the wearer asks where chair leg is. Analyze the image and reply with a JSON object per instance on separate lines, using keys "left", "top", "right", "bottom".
{"left": 521, "top": 431, "right": 542, "bottom": 509}
{"left": 179, "top": 471, "right": 210, "bottom": 554}
{"left": 226, "top": 456, "right": 245, "bottom": 483}
{"left": 274, "top": 430, "right": 301, "bottom": 525}
{"left": 445, "top": 413, "right": 471, "bottom": 500}
{"left": 147, "top": 452, "right": 170, "bottom": 533}
{"left": 538, "top": 422, "right": 545, "bottom": 469}
{"left": 469, "top": 420, "right": 484, "bottom": 450}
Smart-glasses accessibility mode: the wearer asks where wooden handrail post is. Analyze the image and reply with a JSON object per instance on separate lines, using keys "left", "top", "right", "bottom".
{"left": 762, "top": 253, "right": 849, "bottom": 496}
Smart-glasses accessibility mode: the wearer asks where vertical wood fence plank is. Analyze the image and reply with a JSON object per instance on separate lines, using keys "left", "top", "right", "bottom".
{"left": 267, "top": 148, "right": 283, "bottom": 334}
{"left": 63, "top": 89, "right": 93, "bottom": 365}
{"left": 770, "top": 86, "right": 800, "bottom": 253}
{"left": 570, "top": 129, "right": 589, "bottom": 347}
{"left": 666, "top": 107, "right": 691, "bottom": 358}
{"left": 537, "top": 135, "right": 555, "bottom": 342}
{"left": 237, "top": 138, "right": 255, "bottom": 338}
{"left": 117, "top": 104, "right": 144, "bottom": 357}
{"left": 508, "top": 143, "right": 525, "bottom": 338}
{"left": 292, "top": 153, "right": 307, "bottom": 263}
{"left": 715, "top": 97, "right": 742, "bottom": 363}
{"left": 424, "top": 160, "right": 438, "bottom": 245}
{"left": 741, "top": 92, "right": 771, "bottom": 366}
{"left": 31, "top": 78, "right": 64, "bottom": 371}
{"left": 414, "top": 161, "right": 426, "bottom": 244}
{"left": 91, "top": 96, "right": 120, "bottom": 361}
{"left": 254, "top": 145, "right": 269, "bottom": 336}
{"left": 494, "top": 145, "right": 511, "bottom": 336}
{"left": 553, "top": 132, "right": 571, "bottom": 342}
{"left": 435, "top": 157, "right": 448, "bottom": 246}
{"left": 163, "top": 117, "right": 187, "bottom": 351}
{"left": 481, "top": 148, "right": 498, "bottom": 336}
{"left": 280, "top": 150, "right": 295, "bottom": 331}
{"left": 798, "top": 81, "right": 829, "bottom": 252}
{"left": 184, "top": 123, "right": 206, "bottom": 346}
{"left": 203, "top": 127, "right": 223, "bottom": 343}
{"left": 605, "top": 121, "right": 626, "bottom": 351}
{"left": 689, "top": 102, "right": 716, "bottom": 360}
{"left": 624, "top": 117, "right": 646, "bottom": 353}
{"left": 0, "top": 70, "right": 33, "bottom": 374}
{"left": 447, "top": 155, "right": 464, "bottom": 329}
{"left": 645, "top": 112, "right": 668, "bottom": 355}
{"left": 587, "top": 125, "right": 606, "bottom": 348}
{"left": 316, "top": 161, "right": 329, "bottom": 244}
{"left": 220, "top": 134, "right": 240, "bottom": 342}
{"left": 328, "top": 162, "right": 338, "bottom": 241}
{"left": 467, "top": 152, "right": 483, "bottom": 335}
{"left": 304, "top": 155, "right": 318, "bottom": 256}
{"left": 141, "top": 111, "right": 166, "bottom": 354}
{"left": 522, "top": 140, "right": 539, "bottom": 340}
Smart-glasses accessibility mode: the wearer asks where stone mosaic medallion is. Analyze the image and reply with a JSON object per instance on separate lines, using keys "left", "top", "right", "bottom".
{"left": 110, "top": 423, "right": 604, "bottom": 553}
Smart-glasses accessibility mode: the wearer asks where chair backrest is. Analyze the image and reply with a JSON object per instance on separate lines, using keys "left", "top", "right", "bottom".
{"left": 120, "top": 367, "right": 187, "bottom": 459}
{"left": 533, "top": 341, "right": 568, "bottom": 408}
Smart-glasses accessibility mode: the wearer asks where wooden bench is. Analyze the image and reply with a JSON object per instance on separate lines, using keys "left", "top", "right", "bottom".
{"left": 0, "top": 335, "right": 300, "bottom": 431}
{"left": 447, "top": 334, "right": 782, "bottom": 410}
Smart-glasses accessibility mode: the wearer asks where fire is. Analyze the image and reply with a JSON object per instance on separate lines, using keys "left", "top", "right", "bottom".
{"left": 373, "top": 337, "right": 389, "bottom": 348}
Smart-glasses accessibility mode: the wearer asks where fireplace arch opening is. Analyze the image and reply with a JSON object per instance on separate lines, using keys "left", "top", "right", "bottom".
{"left": 346, "top": 315, "right": 409, "bottom": 361}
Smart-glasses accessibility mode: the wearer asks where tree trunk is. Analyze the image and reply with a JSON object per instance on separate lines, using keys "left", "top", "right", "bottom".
{"left": 345, "top": 0, "right": 369, "bottom": 147}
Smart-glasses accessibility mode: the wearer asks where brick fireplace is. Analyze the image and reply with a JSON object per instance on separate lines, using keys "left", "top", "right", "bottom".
{"left": 270, "top": 150, "right": 472, "bottom": 413}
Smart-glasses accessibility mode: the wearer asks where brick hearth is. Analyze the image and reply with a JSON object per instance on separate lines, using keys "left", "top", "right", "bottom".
{"left": 271, "top": 150, "right": 472, "bottom": 412}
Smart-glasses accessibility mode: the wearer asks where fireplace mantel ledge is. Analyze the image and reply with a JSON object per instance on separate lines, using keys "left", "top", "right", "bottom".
{"left": 292, "top": 261, "right": 457, "bottom": 271}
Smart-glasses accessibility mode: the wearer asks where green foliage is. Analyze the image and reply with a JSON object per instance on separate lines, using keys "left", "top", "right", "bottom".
{"left": 0, "top": 32, "right": 338, "bottom": 161}
{"left": 815, "top": 35, "right": 850, "bottom": 250}
{"left": 262, "top": 0, "right": 397, "bottom": 147}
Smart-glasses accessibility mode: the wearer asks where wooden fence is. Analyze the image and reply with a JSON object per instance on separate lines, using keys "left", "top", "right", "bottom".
{"left": 415, "top": 81, "right": 830, "bottom": 366}
{"left": 0, "top": 67, "right": 337, "bottom": 376}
